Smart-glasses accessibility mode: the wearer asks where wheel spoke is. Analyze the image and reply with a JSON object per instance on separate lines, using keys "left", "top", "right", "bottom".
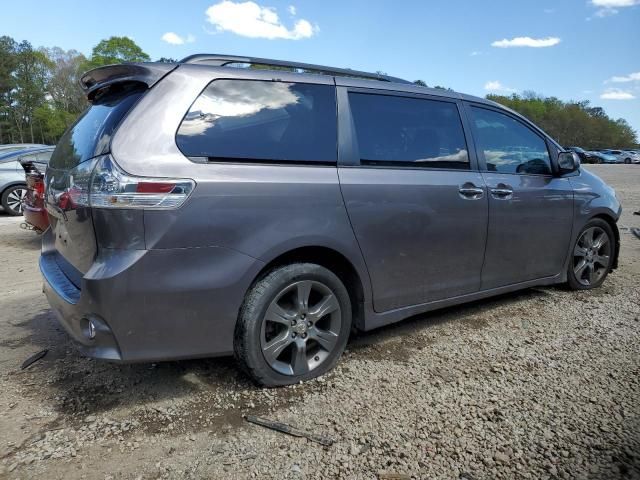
{"left": 585, "top": 264, "right": 594, "bottom": 284}
{"left": 582, "top": 228, "right": 595, "bottom": 247}
{"left": 308, "top": 293, "right": 339, "bottom": 321}
{"left": 573, "top": 244, "right": 587, "bottom": 257}
{"left": 309, "top": 327, "right": 339, "bottom": 352}
{"left": 592, "top": 233, "right": 608, "bottom": 250}
{"left": 296, "top": 281, "right": 312, "bottom": 313}
{"left": 265, "top": 303, "right": 295, "bottom": 326}
{"left": 291, "top": 342, "right": 309, "bottom": 375}
{"left": 262, "top": 331, "right": 292, "bottom": 365}
{"left": 594, "top": 255, "right": 610, "bottom": 268}
{"left": 574, "top": 258, "right": 588, "bottom": 277}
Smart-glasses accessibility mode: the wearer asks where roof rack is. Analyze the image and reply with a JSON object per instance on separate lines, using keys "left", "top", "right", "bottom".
{"left": 179, "top": 54, "right": 411, "bottom": 84}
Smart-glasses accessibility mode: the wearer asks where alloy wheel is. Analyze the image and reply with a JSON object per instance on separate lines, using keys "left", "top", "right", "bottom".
{"left": 6, "top": 187, "right": 26, "bottom": 214}
{"left": 573, "top": 226, "right": 611, "bottom": 286}
{"left": 260, "top": 280, "right": 342, "bottom": 376}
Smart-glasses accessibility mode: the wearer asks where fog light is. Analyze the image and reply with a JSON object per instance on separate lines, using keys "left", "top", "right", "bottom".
{"left": 88, "top": 320, "right": 96, "bottom": 339}
{"left": 81, "top": 317, "right": 97, "bottom": 340}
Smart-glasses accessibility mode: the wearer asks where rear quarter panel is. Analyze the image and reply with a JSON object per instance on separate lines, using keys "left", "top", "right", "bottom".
{"left": 110, "top": 65, "right": 373, "bottom": 328}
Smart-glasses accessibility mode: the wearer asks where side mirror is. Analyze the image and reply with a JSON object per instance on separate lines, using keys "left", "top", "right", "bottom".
{"left": 558, "top": 151, "right": 580, "bottom": 174}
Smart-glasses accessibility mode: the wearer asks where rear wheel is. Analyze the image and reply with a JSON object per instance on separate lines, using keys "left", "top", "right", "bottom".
{"left": 1, "top": 185, "right": 27, "bottom": 216}
{"left": 567, "top": 219, "right": 615, "bottom": 290}
{"left": 624, "top": 158, "right": 631, "bottom": 164}
{"left": 234, "top": 263, "right": 352, "bottom": 386}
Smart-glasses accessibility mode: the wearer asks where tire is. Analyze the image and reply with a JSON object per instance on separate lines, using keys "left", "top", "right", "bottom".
{"left": 234, "top": 263, "right": 352, "bottom": 387}
{"left": 567, "top": 218, "right": 615, "bottom": 290}
{"left": 624, "top": 158, "right": 631, "bottom": 164}
{"left": 1, "top": 184, "right": 27, "bottom": 216}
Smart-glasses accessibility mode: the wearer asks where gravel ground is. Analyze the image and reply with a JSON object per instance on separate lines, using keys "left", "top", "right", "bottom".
{"left": 0, "top": 164, "right": 639, "bottom": 480}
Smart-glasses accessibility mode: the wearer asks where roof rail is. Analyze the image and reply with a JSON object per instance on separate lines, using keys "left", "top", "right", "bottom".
{"left": 179, "top": 54, "right": 411, "bottom": 84}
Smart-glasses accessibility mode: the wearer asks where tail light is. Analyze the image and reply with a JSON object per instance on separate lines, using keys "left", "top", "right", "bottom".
{"left": 66, "top": 155, "right": 194, "bottom": 210}
{"left": 34, "top": 180, "right": 45, "bottom": 199}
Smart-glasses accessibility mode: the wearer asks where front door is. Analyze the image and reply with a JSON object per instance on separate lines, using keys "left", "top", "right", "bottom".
{"left": 338, "top": 89, "right": 488, "bottom": 312}
{"left": 466, "top": 104, "right": 574, "bottom": 289}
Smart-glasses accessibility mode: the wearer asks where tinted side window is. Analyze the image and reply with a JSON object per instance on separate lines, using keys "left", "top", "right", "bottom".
{"left": 177, "top": 80, "right": 337, "bottom": 164}
{"left": 348, "top": 93, "right": 469, "bottom": 169}
{"left": 470, "top": 107, "right": 551, "bottom": 175}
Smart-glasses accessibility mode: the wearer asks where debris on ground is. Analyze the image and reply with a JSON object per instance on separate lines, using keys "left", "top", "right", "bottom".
{"left": 245, "top": 415, "right": 334, "bottom": 446}
{"left": 632, "top": 228, "right": 640, "bottom": 240}
{"left": 20, "top": 349, "right": 48, "bottom": 370}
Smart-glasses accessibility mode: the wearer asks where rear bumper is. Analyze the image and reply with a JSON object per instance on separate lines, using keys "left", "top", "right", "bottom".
{"left": 23, "top": 204, "right": 49, "bottom": 232}
{"left": 40, "top": 229, "right": 264, "bottom": 362}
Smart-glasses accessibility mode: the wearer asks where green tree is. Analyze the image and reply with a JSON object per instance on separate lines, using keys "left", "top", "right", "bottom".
{"left": 11, "top": 41, "right": 52, "bottom": 143}
{"left": 84, "top": 36, "right": 150, "bottom": 70}
{"left": 0, "top": 36, "right": 18, "bottom": 143}
{"left": 33, "top": 104, "right": 76, "bottom": 144}
{"left": 42, "top": 47, "right": 87, "bottom": 114}
{"left": 487, "top": 93, "right": 638, "bottom": 149}
{"left": 413, "top": 79, "right": 428, "bottom": 86}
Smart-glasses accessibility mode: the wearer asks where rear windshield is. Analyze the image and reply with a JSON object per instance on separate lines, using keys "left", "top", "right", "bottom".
{"left": 49, "top": 83, "right": 145, "bottom": 170}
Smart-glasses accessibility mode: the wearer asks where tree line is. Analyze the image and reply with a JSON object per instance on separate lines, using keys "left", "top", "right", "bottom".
{"left": 486, "top": 92, "right": 638, "bottom": 149}
{"left": 0, "top": 36, "right": 154, "bottom": 145}
{"left": 415, "top": 80, "right": 638, "bottom": 149}
{"left": 0, "top": 34, "right": 636, "bottom": 149}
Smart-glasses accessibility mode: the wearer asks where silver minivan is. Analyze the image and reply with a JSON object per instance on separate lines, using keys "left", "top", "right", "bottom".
{"left": 40, "top": 55, "right": 621, "bottom": 386}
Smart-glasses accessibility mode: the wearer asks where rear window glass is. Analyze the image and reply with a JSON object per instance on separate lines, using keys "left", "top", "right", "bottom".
{"left": 176, "top": 80, "right": 337, "bottom": 164}
{"left": 49, "top": 83, "right": 145, "bottom": 170}
{"left": 349, "top": 93, "right": 469, "bottom": 170}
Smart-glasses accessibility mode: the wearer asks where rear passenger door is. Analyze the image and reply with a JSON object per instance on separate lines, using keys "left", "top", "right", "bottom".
{"left": 465, "top": 104, "right": 573, "bottom": 289}
{"left": 337, "top": 87, "right": 488, "bottom": 312}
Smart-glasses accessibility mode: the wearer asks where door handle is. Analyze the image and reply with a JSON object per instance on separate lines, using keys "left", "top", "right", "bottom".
{"left": 458, "top": 183, "right": 484, "bottom": 200}
{"left": 490, "top": 185, "right": 514, "bottom": 199}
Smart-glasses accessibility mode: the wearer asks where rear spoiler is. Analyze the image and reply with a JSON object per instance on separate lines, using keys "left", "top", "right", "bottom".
{"left": 79, "top": 63, "right": 178, "bottom": 101}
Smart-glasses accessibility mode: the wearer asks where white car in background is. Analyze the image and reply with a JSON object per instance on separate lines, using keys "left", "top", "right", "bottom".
{"left": 600, "top": 149, "right": 636, "bottom": 164}
{"left": 623, "top": 150, "right": 640, "bottom": 164}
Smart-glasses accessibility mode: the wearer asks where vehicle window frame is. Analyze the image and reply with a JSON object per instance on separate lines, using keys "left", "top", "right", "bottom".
{"left": 175, "top": 78, "right": 339, "bottom": 167}
{"left": 463, "top": 102, "right": 556, "bottom": 177}
{"left": 337, "top": 87, "right": 479, "bottom": 171}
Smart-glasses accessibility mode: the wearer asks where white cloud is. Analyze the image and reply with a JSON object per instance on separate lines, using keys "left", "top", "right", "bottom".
{"left": 607, "top": 71, "right": 640, "bottom": 83}
{"left": 491, "top": 36, "right": 561, "bottom": 48}
{"left": 600, "top": 89, "right": 636, "bottom": 100}
{"left": 591, "top": 0, "right": 639, "bottom": 6}
{"left": 161, "top": 32, "right": 196, "bottom": 45}
{"left": 288, "top": 5, "right": 296, "bottom": 15}
{"left": 205, "top": 1, "right": 317, "bottom": 39}
{"left": 594, "top": 7, "right": 619, "bottom": 16}
{"left": 470, "top": 51, "right": 482, "bottom": 56}
{"left": 590, "top": 0, "right": 639, "bottom": 18}
{"left": 484, "top": 81, "right": 516, "bottom": 93}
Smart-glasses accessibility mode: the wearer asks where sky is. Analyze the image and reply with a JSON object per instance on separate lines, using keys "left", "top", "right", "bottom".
{"left": 4, "top": 0, "right": 640, "bottom": 136}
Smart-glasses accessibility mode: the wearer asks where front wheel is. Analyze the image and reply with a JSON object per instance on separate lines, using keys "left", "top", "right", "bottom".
{"left": 624, "top": 158, "right": 631, "bottom": 164}
{"left": 567, "top": 219, "right": 615, "bottom": 290}
{"left": 234, "top": 263, "right": 352, "bottom": 387}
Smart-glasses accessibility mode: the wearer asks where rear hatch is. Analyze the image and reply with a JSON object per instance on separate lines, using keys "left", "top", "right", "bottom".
{"left": 44, "top": 62, "right": 179, "bottom": 283}
{"left": 46, "top": 82, "right": 147, "bottom": 278}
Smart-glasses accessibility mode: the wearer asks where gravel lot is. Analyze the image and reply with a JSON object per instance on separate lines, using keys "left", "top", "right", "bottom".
{"left": 0, "top": 164, "right": 639, "bottom": 480}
